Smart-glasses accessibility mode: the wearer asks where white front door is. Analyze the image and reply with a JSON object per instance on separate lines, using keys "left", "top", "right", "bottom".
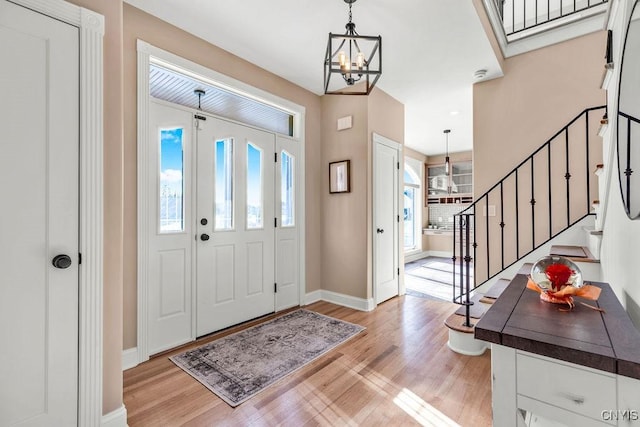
{"left": 373, "top": 134, "right": 400, "bottom": 305}
{"left": 0, "top": 1, "right": 79, "bottom": 425}
{"left": 196, "top": 115, "right": 276, "bottom": 336}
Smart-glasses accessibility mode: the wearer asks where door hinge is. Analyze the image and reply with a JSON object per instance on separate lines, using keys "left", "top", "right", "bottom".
{"left": 275, "top": 152, "right": 278, "bottom": 163}
{"left": 397, "top": 161, "right": 400, "bottom": 170}
{"left": 274, "top": 217, "right": 278, "bottom": 228}
{"left": 274, "top": 283, "right": 278, "bottom": 293}
{"left": 397, "top": 215, "right": 400, "bottom": 223}
{"left": 78, "top": 253, "right": 82, "bottom": 265}
{"left": 397, "top": 268, "right": 400, "bottom": 275}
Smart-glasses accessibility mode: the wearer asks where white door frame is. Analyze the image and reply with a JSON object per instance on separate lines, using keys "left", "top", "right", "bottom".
{"left": 7, "top": 0, "right": 105, "bottom": 424}
{"left": 372, "top": 133, "right": 403, "bottom": 306}
{"left": 136, "top": 41, "right": 306, "bottom": 363}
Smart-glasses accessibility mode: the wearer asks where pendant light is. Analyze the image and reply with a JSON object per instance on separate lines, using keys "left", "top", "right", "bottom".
{"left": 324, "top": 0, "right": 382, "bottom": 95}
{"left": 444, "top": 129, "right": 451, "bottom": 194}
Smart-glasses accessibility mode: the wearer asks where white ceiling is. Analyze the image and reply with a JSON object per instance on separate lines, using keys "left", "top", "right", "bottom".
{"left": 125, "top": 0, "right": 503, "bottom": 155}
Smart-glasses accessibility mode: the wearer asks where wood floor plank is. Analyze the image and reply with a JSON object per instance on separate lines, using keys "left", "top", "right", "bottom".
{"left": 123, "top": 296, "right": 492, "bottom": 426}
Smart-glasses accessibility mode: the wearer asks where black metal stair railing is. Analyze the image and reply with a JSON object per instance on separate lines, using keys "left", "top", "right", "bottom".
{"left": 496, "top": 0, "right": 608, "bottom": 38}
{"left": 452, "top": 106, "right": 606, "bottom": 327}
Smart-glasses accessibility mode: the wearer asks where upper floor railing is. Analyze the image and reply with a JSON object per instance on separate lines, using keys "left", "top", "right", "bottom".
{"left": 496, "top": 0, "right": 608, "bottom": 38}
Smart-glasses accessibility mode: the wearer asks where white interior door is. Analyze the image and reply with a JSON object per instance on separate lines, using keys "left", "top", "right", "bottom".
{"left": 373, "top": 134, "right": 400, "bottom": 305}
{"left": 0, "top": 1, "right": 79, "bottom": 425}
{"left": 196, "top": 115, "right": 276, "bottom": 336}
{"left": 147, "top": 101, "right": 194, "bottom": 355}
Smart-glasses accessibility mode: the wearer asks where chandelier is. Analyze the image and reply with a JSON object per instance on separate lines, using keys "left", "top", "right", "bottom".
{"left": 324, "top": 0, "right": 382, "bottom": 95}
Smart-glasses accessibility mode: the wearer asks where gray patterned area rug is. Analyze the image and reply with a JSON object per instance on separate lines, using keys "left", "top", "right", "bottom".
{"left": 170, "top": 309, "right": 365, "bottom": 407}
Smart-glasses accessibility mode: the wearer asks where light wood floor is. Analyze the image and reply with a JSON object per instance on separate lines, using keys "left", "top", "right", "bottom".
{"left": 123, "top": 295, "right": 492, "bottom": 426}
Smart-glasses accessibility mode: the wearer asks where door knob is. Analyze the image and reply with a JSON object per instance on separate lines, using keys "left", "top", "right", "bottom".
{"left": 52, "top": 254, "right": 72, "bottom": 269}
{"left": 200, "top": 234, "right": 210, "bottom": 241}
{"left": 376, "top": 228, "right": 384, "bottom": 234}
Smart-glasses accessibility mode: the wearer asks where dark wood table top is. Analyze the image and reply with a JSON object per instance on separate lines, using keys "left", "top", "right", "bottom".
{"left": 475, "top": 274, "right": 640, "bottom": 379}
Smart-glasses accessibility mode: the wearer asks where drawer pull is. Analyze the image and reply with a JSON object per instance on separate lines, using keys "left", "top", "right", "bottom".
{"left": 558, "top": 392, "right": 585, "bottom": 405}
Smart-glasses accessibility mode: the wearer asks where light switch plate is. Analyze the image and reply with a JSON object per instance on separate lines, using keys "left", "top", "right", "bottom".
{"left": 337, "top": 115, "right": 353, "bottom": 131}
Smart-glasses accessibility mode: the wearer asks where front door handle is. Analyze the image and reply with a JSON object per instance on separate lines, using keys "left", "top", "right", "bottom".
{"left": 376, "top": 228, "right": 384, "bottom": 234}
{"left": 200, "top": 234, "right": 210, "bottom": 241}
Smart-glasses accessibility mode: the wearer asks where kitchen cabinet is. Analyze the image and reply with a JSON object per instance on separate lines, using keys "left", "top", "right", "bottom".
{"left": 426, "top": 160, "right": 472, "bottom": 205}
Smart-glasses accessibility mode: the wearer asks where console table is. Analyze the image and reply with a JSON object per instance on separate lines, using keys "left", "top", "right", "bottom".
{"left": 475, "top": 274, "right": 640, "bottom": 426}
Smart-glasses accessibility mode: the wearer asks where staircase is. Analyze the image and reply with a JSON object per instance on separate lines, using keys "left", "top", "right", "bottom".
{"left": 445, "top": 106, "right": 606, "bottom": 355}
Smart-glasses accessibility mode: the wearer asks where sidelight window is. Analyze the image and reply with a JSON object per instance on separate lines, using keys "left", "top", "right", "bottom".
{"left": 215, "top": 138, "right": 234, "bottom": 230}
{"left": 159, "top": 128, "right": 184, "bottom": 233}
{"left": 281, "top": 150, "right": 295, "bottom": 227}
{"left": 247, "top": 143, "right": 263, "bottom": 229}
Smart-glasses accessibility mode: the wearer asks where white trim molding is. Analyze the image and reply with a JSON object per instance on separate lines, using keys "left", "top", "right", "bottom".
{"left": 78, "top": 7, "right": 105, "bottom": 425}
{"left": 122, "top": 347, "right": 139, "bottom": 371}
{"left": 102, "top": 404, "right": 128, "bottom": 427}
{"left": 427, "top": 250, "right": 453, "bottom": 258}
{"left": 405, "top": 251, "right": 429, "bottom": 263}
{"left": 136, "top": 40, "right": 307, "bottom": 363}
{"left": 12, "top": 0, "right": 105, "bottom": 424}
{"left": 305, "top": 290, "right": 375, "bottom": 312}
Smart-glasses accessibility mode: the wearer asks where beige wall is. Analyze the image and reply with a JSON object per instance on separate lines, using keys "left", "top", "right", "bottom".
{"left": 320, "top": 88, "right": 404, "bottom": 300}
{"left": 321, "top": 95, "right": 369, "bottom": 298}
{"left": 474, "top": 32, "right": 606, "bottom": 195}
{"left": 473, "top": 32, "right": 606, "bottom": 283}
{"left": 122, "top": 4, "right": 323, "bottom": 348}
{"left": 66, "top": 0, "right": 124, "bottom": 415}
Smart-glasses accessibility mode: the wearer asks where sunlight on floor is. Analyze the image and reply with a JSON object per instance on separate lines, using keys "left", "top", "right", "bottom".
{"left": 394, "top": 388, "right": 461, "bottom": 427}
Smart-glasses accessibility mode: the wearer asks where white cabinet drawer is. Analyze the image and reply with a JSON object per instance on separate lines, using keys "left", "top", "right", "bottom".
{"left": 516, "top": 352, "right": 617, "bottom": 423}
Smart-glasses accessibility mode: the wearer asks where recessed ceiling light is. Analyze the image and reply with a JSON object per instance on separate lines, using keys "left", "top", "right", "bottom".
{"left": 450, "top": 111, "right": 459, "bottom": 116}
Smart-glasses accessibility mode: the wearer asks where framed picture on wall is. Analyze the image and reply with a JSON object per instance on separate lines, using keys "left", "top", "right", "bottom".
{"left": 329, "top": 160, "right": 351, "bottom": 193}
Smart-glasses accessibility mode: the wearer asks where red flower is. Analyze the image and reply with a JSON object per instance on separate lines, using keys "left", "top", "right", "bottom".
{"left": 545, "top": 263, "right": 574, "bottom": 291}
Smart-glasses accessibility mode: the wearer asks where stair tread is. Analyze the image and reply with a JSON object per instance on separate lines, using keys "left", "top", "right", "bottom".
{"left": 549, "top": 245, "right": 599, "bottom": 263}
{"left": 550, "top": 245, "right": 588, "bottom": 258}
{"left": 517, "top": 263, "right": 534, "bottom": 275}
{"left": 444, "top": 313, "right": 475, "bottom": 333}
{"left": 454, "top": 294, "right": 491, "bottom": 319}
{"left": 482, "top": 278, "right": 512, "bottom": 300}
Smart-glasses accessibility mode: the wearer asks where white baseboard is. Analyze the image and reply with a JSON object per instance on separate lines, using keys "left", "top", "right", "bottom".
{"left": 427, "top": 250, "right": 452, "bottom": 259}
{"left": 305, "top": 290, "right": 375, "bottom": 312}
{"left": 405, "top": 251, "right": 429, "bottom": 263}
{"left": 102, "top": 404, "right": 128, "bottom": 427}
{"left": 304, "top": 289, "right": 322, "bottom": 305}
{"left": 122, "top": 347, "right": 138, "bottom": 371}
